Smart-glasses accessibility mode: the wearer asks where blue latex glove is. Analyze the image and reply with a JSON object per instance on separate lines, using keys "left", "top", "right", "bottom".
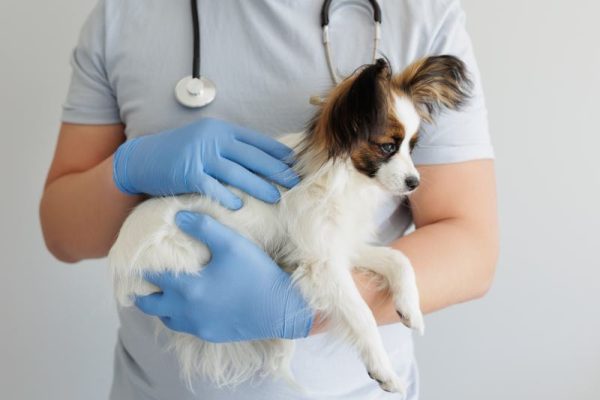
{"left": 113, "top": 118, "right": 299, "bottom": 209}
{"left": 135, "top": 211, "right": 314, "bottom": 343}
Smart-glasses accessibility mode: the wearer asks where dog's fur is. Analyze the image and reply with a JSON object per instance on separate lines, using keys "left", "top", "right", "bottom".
{"left": 108, "top": 56, "right": 471, "bottom": 394}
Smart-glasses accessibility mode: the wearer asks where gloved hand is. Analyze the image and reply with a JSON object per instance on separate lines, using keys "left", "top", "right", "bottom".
{"left": 134, "top": 211, "right": 314, "bottom": 342}
{"left": 113, "top": 118, "right": 299, "bottom": 209}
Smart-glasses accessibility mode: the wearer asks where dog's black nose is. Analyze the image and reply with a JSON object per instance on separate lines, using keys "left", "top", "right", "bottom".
{"left": 405, "top": 176, "right": 420, "bottom": 191}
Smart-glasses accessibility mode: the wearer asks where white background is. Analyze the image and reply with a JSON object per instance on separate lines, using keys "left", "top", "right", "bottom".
{"left": 1, "top": 0, "right": 598, "bottom": 399}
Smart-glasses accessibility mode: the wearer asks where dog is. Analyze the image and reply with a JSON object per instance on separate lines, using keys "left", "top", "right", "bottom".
{"left": 108, "top": 56, "right": 471, "bottom": 394}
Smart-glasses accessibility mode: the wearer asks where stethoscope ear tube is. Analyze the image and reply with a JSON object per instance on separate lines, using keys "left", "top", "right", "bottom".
{"left": 321, "top": 0, "right": 382, "bottom": 84}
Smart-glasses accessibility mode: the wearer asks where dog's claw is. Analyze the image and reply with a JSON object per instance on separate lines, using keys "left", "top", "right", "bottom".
{"left": 367, "top": 370, "right": 404, "bottom": 393}
{"left": 367, "top": 371, "right": 383, "bottom": 384}
{"left": 396, "top": 305, "right": 425, "bottom": 336}
{"left": 396, "top": 310, "right": 409, "bottom": 325}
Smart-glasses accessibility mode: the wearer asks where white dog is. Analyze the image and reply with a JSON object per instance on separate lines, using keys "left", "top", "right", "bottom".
{"left": 109, "top": 56, "right": 471, "bottom": 394}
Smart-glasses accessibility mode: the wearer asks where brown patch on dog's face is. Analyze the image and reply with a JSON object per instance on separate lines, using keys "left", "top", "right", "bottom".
{"left": 350, "top": 112, "right": 414, "bottom": 177}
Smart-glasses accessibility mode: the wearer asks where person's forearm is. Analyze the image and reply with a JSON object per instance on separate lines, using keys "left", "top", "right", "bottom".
{"left": 310, "top": 218, "right": 498, "bottom": 334}
{"left": 393, "top": 217, "right": 498, "bottom": 314}
{"left": 40, "top": 155, "right": 143, "bottom": 263}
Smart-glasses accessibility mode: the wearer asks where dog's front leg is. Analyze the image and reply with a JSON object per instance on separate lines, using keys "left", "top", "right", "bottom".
{"left": 353, "top": 245, "right": 425, "bottom": 334}
{"left": 296, "top": 259, "right": 405, "bottom": 393}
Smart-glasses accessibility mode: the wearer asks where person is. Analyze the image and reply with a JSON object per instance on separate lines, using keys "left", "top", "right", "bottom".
{"left": 39, "top": 0, "right": 499, "bottom": 399}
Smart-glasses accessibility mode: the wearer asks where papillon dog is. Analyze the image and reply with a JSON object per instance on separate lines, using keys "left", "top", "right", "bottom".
{"left": 109, "top": 56, "right": 471, "bottom": 394}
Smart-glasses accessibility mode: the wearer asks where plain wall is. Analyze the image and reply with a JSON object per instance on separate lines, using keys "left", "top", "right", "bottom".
{"left": 1, "top": 1, "right": 598, "bottom": 399}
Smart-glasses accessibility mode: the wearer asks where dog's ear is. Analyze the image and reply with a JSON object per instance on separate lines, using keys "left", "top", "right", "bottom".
{"left": 392, "top": 55, "right": 472, "bottom": 123}
{"left": 322, "top": 58, "right": 391, "bottom": 156}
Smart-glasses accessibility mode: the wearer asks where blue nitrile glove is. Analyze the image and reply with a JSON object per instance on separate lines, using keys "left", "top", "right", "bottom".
{"left": 134, "top": 211, "right": 314, "bottom": 343}
{"left": 113, "top": 118, "right": 299, "bottom": 209}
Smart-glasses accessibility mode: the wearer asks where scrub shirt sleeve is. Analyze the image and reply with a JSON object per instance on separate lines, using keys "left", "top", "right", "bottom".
{"left": 61, "top": 0, "right": 121, "bottom": 125}
{"left": 411, "top": 0, "right": 494, "bottom": 165}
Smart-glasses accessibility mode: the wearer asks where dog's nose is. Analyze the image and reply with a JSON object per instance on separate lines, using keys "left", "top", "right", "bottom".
{"left": 405, "top": 176, "right": 420, "bottom": 191}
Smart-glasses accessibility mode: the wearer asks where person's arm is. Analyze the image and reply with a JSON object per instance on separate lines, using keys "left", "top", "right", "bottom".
{"left": 41, "top": 118, "right": 300, "bottom": 263}
{"left": 395, "top": 159, "right": 499, "bottom": 314}
{"left": 315, "top": 159, "right": 499, "bottom": 333}
{"left": 40, "top": 123, "right": 142, "bottom": 263}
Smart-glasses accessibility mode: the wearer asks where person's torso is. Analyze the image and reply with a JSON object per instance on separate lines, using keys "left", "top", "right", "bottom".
{"left": 105, "top": 0, "right": 442, "bottom": 140}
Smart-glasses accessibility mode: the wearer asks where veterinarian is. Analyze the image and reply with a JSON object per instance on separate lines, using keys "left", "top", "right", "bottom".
{"left": 40, "top": 1, "right": 498, "bottom": 399}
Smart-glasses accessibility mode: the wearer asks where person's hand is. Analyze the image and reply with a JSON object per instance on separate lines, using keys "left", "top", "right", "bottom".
{"left": 112, "top": 118, "right": 299, "bottom": 209}
{"left": 134, "top": 211, "right": 314, "bottom": 343}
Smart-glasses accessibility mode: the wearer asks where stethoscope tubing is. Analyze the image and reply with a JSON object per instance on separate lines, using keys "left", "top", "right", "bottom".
{"left": 191, "top": 0, "right": 201, "bottom": 79}
{"left": 320, "top": 0, "right": 382, "bottom": 26}
{"left": 177, "top": 0, "right": 382, "bottom": 108}
{"left": 321, "top": 0, "right": 382, "bottom": 84}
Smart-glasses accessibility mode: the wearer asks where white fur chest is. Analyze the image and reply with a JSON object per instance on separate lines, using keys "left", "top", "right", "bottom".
{"left": 276, "top": 159, "right": 385, "bottom": 271}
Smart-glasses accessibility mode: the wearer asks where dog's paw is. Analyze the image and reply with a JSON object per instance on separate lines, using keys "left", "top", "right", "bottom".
{"left": 395, "top": 294, "right": 425, "bottom": 336}
{"left": 367, "top": 369, "right": 405, "bottom": 394}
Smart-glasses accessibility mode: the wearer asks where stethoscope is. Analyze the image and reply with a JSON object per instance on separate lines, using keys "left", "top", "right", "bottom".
{"left": 175, "top": 0, "right": 382, "bottom": 108}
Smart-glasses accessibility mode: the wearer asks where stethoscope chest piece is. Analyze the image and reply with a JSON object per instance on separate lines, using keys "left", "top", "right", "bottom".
{"left": 175, "top": 76, "right": 216, "bottom": 108}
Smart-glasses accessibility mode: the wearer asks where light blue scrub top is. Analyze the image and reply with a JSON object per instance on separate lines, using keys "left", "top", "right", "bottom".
{"left": 62, "top": 1, "right": 494, "bottom": 399}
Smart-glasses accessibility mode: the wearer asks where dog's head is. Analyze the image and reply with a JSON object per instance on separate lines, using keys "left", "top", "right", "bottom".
{"left": 306, "top": 56, "right": 472, "bottom": 195}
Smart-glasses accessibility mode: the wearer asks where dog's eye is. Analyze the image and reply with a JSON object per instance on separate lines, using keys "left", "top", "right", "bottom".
{"left": 379, "top": 143, "right": 397, "bottom": 154}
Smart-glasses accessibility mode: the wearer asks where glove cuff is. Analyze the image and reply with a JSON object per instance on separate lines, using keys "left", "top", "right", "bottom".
{"left": 113, "top": 138, "right": 142, "bottom": 195}
{"left": 280, "top": 279, "right": 314, "bottom": 339}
